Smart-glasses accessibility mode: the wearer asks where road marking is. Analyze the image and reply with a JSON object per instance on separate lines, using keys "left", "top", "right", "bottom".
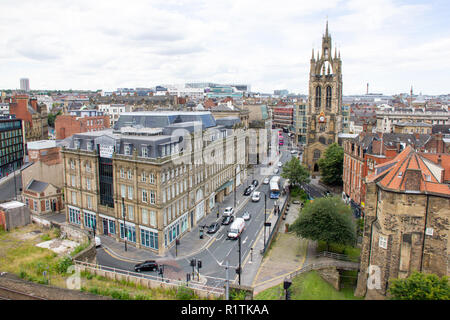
{"left": 242, "top": 236, "right": 248, "bottom": 244}
{"left": 102, "top": 247, "right": 139, "bottom": 264}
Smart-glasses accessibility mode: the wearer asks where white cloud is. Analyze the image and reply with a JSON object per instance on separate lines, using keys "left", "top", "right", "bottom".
{"left": 0, "top": 0, "right": 448, "bottom": 94}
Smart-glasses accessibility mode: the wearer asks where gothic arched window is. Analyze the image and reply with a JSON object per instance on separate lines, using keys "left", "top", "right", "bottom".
{"left": 315, "top": 86, "right": 321, "bottom": 111}
{"left": 319, "top": 137, "right": 326, "bottom": 144}
{"left": 326, "top": 86, "right": 332, "bottom": 111}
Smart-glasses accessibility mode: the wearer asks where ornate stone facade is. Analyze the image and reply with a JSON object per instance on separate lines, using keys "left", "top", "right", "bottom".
{"left": 304, "top": 22, "right": 343, "bottom": 173}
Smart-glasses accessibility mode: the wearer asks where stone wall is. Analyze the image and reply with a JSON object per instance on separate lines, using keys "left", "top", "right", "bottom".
{"left": 317, "top": 267, "right": 340, "bottom": 291}
{"left": 0, "top": 272, "right": 110, "bottom": 300}
{"left": 72, "top": 241, "right": 97, "bottom": 264}
{"left": 355, "top": 181, "right": 450, "bottom": 299}
{"left": 74, "top": 263, "right": 223, "bottom": 300}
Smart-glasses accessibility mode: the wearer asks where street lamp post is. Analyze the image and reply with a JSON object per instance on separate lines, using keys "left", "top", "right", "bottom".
{"left": 122, "top": 197, "right": 127, "bottom": 252}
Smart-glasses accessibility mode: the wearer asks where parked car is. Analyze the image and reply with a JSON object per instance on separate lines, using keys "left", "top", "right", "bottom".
{"left": 95, "top": 236, "right": 101, "bottom": 248}
{"left": 252, "top": 179, "right": 259, "bottom": 187}
{"left": 223, "top": 207, "right": 234, "bottom": 216}
{"left": 277, "top": 162, "right": 282, "bottom": 167}
{"left": 274, "top": 168, "right": 279, "bottom": 174}
{"left": 290, "top": 149, "right": 297, "bottom": 154}
{"left": 221, "top": 215, "right": 234, "bottom": 225}
{"left": 252, "top": 191, "right": 261, "bottom": 202}
{"left": 263, "top": 177, "right": 270, "bottom": 184}
{"left": 243, "top": 187, "right": 252, "bottom": 196}
{"left": 207, "top": 222, "right": 220, "bottom": 234}
{"left": 134, "top": 260, "right": 158, "bottom": 272}
{"left": 242, "top": 211, "right": 251, "bottom": 221}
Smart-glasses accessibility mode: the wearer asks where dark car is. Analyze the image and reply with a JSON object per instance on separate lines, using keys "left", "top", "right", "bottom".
{"left": 243, "top": 186, "right": 252, "bottom": 196}
{"left": 252, "top": 179, "right": 259, "bottom": 187}
{"left": 221, "top": 215, "right": 234, "bottom": 225}
{"left": 207, "top": 222, "right": 220, "bottom": 234}
{"left": 134, "top": 260, "right": 158, "bottom": 272}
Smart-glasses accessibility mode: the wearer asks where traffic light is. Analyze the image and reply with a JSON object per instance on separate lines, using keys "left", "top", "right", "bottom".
{"left": 186, "top": 273, "right": 191, "bottom": 282}
{"left": 190, "top": 259, "right": 196, "bottom": 267}
{"left": 235, "top": 267, "right": 241, "bottom": 275}
{"left": 197, "top": 260, "right": 202, "bottom": 269}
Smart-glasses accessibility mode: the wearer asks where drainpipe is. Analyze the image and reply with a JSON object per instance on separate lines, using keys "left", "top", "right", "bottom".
{"left": 420, "top": 195, "right": 430, "bottom": 272}
{"left": 364, "top": 184, "right": 380, "bottom": 296}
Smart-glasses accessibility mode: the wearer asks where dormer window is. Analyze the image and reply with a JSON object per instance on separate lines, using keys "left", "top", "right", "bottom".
{"left": 398, "top": 171, "right": 403, "bottom": 178}
{"left": 141, "top": 146, "right": 148, "bottom": 158}
{"left": 124, "top": 143, "right": 131, "bottom": 155}
{"left": 74, "top": 139, "right": 81, "bottom": 149}
{"left": 87, "top": 140, "right": 94, "bottom": 151}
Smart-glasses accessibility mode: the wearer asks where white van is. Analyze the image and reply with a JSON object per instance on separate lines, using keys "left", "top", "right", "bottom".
{"left": 227, "top": 218, "right": 245, "bottom": 239}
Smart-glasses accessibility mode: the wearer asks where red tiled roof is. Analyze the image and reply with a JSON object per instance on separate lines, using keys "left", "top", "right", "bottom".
{"left": 367, "top": 145, "right": 450, "bottom": 196}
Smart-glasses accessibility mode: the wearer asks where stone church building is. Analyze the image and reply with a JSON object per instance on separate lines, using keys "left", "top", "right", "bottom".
{"left": 304, "top": 22, "right": 343, "bottom": 173}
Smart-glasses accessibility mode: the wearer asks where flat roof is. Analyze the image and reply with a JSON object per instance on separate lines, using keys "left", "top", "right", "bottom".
{"left": 27, "top": 140, "right": 57, "bottom": 150}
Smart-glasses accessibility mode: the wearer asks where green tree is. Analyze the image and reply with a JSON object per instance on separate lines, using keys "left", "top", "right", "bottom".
{"left": 47, "top": 110, "right": 62, "bottom": 128}
{"left": 317, "top": 143, "right": 344, "bottom": 186}
{"left": 389, "top": 272, "right": 450, "bottom": 300}
{"left": 281, "top": 157, "right": 310, "bottom": 186}
{"left": 290, "top": 196, "right": 356, "bottom": 249}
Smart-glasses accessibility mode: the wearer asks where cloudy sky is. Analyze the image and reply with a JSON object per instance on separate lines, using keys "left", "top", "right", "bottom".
{"left": 0, "top": 0, "right": 449, "bottom": 95}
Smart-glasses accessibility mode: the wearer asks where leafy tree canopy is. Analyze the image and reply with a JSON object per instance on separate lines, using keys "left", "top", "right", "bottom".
{"left": 281, "top": 157, "right": 310, "bottom": 186}
{"left": 317, "top": 143, "right": 344, "bottom": 186}
{"left": 290, "top": 196, "right": 356, "bottom": 246}
{"left": 389, "top": 272, "right": 450, "bottom": 300}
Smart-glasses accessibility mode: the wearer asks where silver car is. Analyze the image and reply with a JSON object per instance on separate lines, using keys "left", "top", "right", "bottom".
{"left": 242, "top": 211, "right": 251, "bottom": 221}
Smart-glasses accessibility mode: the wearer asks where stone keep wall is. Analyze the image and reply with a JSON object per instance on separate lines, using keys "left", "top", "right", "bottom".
{"left": 356, "top": 183, "right": 450, "bottom": 298}
{"left": 317, "top": 267, "right": 340, "bottom": 291}
{"left": 422, "top": 196, "right": 450, "bottom": 277}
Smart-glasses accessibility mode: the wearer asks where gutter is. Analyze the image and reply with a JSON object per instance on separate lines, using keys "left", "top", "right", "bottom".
{"left": 364, "top": 183, "right": 380, "bottom": 296}
{"left": 420, "top": 195, "right": 430, "bottom": 272}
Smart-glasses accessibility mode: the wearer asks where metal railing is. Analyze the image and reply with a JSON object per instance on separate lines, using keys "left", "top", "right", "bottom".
{"left": 316, "top": 251, "right": 360, "bottom": 263}
{"left": 73, "top": 260, "right": 225, "bottom": 295}
{"left": 287, "top": 260, "right": 360, "bottom": 280}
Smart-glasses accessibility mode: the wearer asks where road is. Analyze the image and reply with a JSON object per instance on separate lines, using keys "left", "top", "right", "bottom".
{"left": 94, "top": 131, "right": 323, "bottom": 287}
{"left": 0, "top": 171, "right": 22, "bottom": 202}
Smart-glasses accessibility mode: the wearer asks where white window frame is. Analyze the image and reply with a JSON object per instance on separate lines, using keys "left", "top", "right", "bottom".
{"left": 379, "top": 235, "right": 388, "bottom": 249}
{"left": 142, "top": 189, "right": 148, "bottom": 203}
{"left": 150, "top": 190, "right": 156, "bottom": 204}
{"left": 128, "top": 186, "right": 133, "bottom": 200}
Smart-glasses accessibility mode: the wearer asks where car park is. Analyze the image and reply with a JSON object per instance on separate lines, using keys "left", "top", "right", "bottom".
{"left": 221, "top": 215, "right": 234, "bottom": 225}
{"left": 252, "top": 191, "right": 261, "bottom": 202}
{"left": 134, "top": 260, "right": 158, "bottom": 272}
{"left": 263, "top": 177, "right": 270, "bottom": 184}
{"left": 206, "top": 222, "right": 220, "bottom": 234}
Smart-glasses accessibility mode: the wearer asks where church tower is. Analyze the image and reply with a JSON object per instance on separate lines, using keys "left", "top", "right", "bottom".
{"left": 304, "top": 21, "right": 343, "bottom": 173}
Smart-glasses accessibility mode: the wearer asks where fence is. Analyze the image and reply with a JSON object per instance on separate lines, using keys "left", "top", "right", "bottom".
{"left": 261, "top": 195, "right": 288, "bottom": 255}
{"left": 316, "top": 251, "right": 360, "bottom": 263}
{"left": 73, "top": 260, "right": 225, "bottom": 299}
{"left": 286, "top": 260, "right": 360, "bottom": 280}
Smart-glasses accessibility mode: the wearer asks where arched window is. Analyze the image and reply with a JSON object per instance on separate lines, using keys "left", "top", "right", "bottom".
{"left": 315, "top": 86, "right": 321, "bottom": 110}
{"left": 319, "top": 137, "right": 326, "bottom": 144}
{"left": 326, "top": 86, "right": 332, "bottom": 111}
{"left": 313, "top": 163, "right": 319, "bottom": 172}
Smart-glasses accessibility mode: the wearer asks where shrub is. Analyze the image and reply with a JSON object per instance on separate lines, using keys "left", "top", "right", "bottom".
{"left": 40, "top": 233, "right": 51, "bottom": 241}
{"left": 55, "top": 256, "right": 73, "bottom": 274}
{"left": 176, "top": 286, "right": 196, "bottom": 300}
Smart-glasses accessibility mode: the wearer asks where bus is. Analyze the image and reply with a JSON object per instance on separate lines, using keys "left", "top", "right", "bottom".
{"left": 270, "top": 176, "right": 281, "bottom": 199}
{"left": 279, "top": 136, "right": 284, "bottom": 146}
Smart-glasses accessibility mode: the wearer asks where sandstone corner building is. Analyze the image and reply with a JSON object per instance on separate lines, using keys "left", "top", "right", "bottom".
{"left": 61, "top": 111, "right": 250, "bottom": 255}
